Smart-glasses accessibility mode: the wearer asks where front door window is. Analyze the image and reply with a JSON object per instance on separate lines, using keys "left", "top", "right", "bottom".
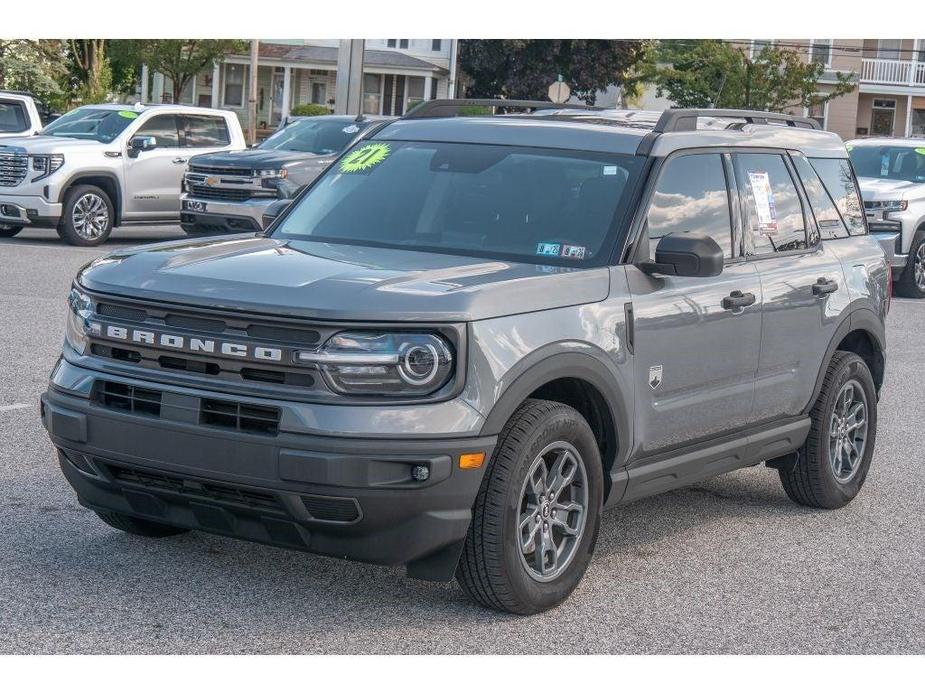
{"left": 871, "top": 99, "right": 896, "bottom": 136}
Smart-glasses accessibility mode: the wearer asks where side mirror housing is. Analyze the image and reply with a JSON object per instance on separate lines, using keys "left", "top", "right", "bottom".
{"left": 128, "top": 135, "right": 157, "bottom": 157}
{"left": 261, "top": 199, "right": 292, "bottom": 230}
{"left": 640, "top": 232, "right": 724, "bottom": 278}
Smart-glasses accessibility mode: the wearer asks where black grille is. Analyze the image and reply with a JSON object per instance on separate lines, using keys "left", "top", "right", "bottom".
{"left": 95, "top": 381, "right": 162, "bottom": 417}
{"left": 0, "top": 149, "right": 28, "bottom": 187}
{"left": 301, "top": 494, "right": 361, "bottom": 522}
{"left": 105, "top": 462, "right": 282, "bottom": 513}
{"left": 189, "top": 163, "right": 254, "bottom": 177}
{"left": 188, "top": 184, "right": 257, "bottom": 202}
{"left": 201, "top": 398, "right": 280, "bottom": 436}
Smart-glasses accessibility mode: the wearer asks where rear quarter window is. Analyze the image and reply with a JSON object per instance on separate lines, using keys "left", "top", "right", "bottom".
{"left": 809, "top": 158, "right": 867, "bottom": 236}
{"left": 792, "top": 155, "right": 848, "bottom": 240}
{"left": 0, "top": 100, "right": 28, "bottom": 133}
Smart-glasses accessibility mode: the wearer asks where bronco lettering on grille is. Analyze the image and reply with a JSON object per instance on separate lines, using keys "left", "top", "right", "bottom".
{"left": 102, "top": 324, "right": 283, "bottom": 362}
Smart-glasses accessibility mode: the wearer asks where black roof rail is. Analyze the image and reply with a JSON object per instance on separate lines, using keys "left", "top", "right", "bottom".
{"left": 652, "top": 108, "right": 821, "bottom": 133}
{"left": 402, "top": 98, "right": 603, "bottom": 120}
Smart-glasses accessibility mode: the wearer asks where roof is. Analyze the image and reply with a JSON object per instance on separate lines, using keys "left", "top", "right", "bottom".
{"left": 847, "top": 137, "right": 925, "bottom": 146}
{"left": 375, "top": 108, "right": 849, "bottom": 159}
{"left": 238, "top": 44, "right": 447, "bottom": 74}
{"left": 76, "top": 103, "right": 237, "bottom": 117}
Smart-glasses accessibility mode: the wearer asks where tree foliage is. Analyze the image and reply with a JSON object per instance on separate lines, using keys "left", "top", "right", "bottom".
{"left": 458, "top": 40, "right": 649, "bottom": 105}
{"left": 0, "top": 40, "right": 66, "bottom": 108}
{"left": 648, "top": 40, "right": 856, "bottom": 111}
{"left": 111, "top": 39, "right": 245, "bottom": 103}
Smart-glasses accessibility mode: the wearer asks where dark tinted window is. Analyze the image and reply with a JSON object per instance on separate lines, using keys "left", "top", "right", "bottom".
{"left": 810, "top": 158, "right": 867, "bottom": 236}
{"left": 0, "top": 100, "right": 28, "bottom": 133}
{"left": 183, "top": 115, "right": 230, "bottom": 147}
{"left": 646, "top": 154, "right": 733, "bottom": 258}
{"left": 260, "top": 118, "right": 366, "bottom": 154}
{"left": 275, "top": 141, "right": 643, "bottom": 266}
{"left": 793, "top": 155, "right": 847, "bottom": 240}
{"left": 134, "top": 114, "right": 180, "bottom": 147}
{"left": 849, "top": 144, "right": 925, "bottom": 182}
{"left": 732, "top": 153, "right": 807, "bottom": 255}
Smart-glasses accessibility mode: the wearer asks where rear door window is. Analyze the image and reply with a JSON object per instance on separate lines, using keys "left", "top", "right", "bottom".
{"left": 732, "top": 153, "right": 808, "bottom": 255}
{"left": 182, "top": 115, "right": 231, "bottom": 147}
{"left": 645, "top": 153, "right": 734, "bottom": 258}
{"left": 809, "top": 158, "right": 867, "bottom": 236}
{"left": 792, "top": 154, "right": 848, "bottom": 240}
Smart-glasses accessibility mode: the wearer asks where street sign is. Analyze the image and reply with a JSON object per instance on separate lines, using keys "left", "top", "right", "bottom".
{"left": 548, "top": 79, "right": 571, "bottom": 104}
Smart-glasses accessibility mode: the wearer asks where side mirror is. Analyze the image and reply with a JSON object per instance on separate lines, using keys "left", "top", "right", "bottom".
{"left": 128, "top": 135, "right": 157, "bottom": 157}
{"left": 261, "top": 199, "right": 292, "bottom": 230}
{"left": 640, "top": 232, "right": 724, "bottom": 278}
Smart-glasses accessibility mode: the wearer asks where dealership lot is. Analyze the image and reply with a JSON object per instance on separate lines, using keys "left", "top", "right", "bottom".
{"left": 1, "top": 227, "right": 924, "bottom": 654}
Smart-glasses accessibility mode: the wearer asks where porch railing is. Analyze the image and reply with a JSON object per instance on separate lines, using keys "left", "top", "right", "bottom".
{"left": 860, "top": 58, "right": 925, "bottom": 86}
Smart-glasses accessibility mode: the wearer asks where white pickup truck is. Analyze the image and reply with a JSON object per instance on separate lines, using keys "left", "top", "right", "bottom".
{"left": 0, "top": 91, "right": 43, "bottom": 139}
{"left": 0, "top": 103, "right": 245, "bottom": 245}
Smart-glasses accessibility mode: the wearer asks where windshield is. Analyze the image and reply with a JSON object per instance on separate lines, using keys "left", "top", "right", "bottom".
{"left": 849, "top": 144, "right": 925, "bottom": 183}
{"left": 41, "top": 107, "right": 138, "bottom": 143}
{"left": 260, "top": 118, "right": 368, "bottom": 154}
{"left": 0, "top": 100, "right": 28, "bottom": 133}
{"left": 273, "top": 140, "right": 642, "bottom": 266}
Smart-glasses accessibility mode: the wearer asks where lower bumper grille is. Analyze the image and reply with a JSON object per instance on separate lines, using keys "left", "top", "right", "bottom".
{"left": 95, "top": 381, "right": 162, "bottom": 417}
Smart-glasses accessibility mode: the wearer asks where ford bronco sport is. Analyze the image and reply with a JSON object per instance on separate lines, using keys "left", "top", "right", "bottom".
{"left": 41, "top": 101, "right": 889, "bottom": 614}
{"left": 0, "top": 103, "right": 245, "bottom": 245}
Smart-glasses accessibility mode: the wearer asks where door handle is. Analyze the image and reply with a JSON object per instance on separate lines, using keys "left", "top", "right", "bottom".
{"left": 722, "top": 290, "right": 756, "bottom": 310}
{"left": 172, "top": 157, "right": 188, "bottom": 164}
{"left": 812, "top": 277, "right": 839, "bottom": 296}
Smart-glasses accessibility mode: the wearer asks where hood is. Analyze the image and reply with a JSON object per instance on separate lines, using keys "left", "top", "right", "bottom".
{"left": 189, "top": 148, "right": 330, "bottom": 170}
{"left": 77, "top": 236, "right": 610, "bottom": 322}
{"left": 0, "top": 135, "right": 105, "bottom": 154}
{"left": 857, "top": 176, "right": 925, "bottom": 200}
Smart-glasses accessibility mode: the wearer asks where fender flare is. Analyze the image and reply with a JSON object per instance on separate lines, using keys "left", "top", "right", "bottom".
{"left": 803, "top": 306, "right": 886, "bottom": 414}
{"left": 58, "top": 170, "right": 123, "bottom": 225}
{"left": 478, "top": 346, "right": 632, "bottom": 474}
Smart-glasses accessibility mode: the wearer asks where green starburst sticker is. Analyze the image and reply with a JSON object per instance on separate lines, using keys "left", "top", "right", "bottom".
{"left": 340, "top": 143, "right": 390, "bottom": 173}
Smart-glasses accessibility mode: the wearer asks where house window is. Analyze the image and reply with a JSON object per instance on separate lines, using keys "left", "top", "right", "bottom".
{"left": 750, "top": 40, "right": 773, "bottom": 58}
{"left": 806, "top": 99, "right": 828, "bottom": 129}
{"left": 311, "top": 82, "right": 327, "bottom": 105}
{"left": 387, "top": 39, "right": 397, "bottom": 48}
{"left": 406, "top": 77, "right": 425, "bottom": 111}
{"left": 810, "top": 40, "right": 832, "bottom": 68}
{"left": 877, "top": 39, "right": 903, "bottom": 60}
{"left": 224, "top": 64, "right": 245, "bottom": 107}
{"left": 431, "top": 78, "right": 438, "bottom": 100}
{"left": 362, "top": 73, "right": 382, "bottom": 114}
{"left": 432, "top": 39, "right": 442, "bottom": 52}
{"left": 177, "top": 76, "right": 195, "bottom": 105}
{"left": 913, "top": 109, "right": 925, "bottom": 136}
{"left": 871, "top": 98, "right": 897, "bottom": 136}
{"left": 399, "top": 40, "right": 409, "bottom": 49}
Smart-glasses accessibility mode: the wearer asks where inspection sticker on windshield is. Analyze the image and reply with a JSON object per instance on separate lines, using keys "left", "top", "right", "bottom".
{"left": 536, "top": 242, "right": 561, "bottom": 257}
{"left": 340, "top": 143, "right": 390, "bottom": 173}
{"left": 117, "top": 111, "right": 139, "bottom": 120}
{"left": 560, "top": 244, "right": 586, "bottom": 259}
{"left": 747, "top": 171, "right": 778, "bottom": 234}
{"left": 603, "top": 165, "right": 619, "bottom": 176}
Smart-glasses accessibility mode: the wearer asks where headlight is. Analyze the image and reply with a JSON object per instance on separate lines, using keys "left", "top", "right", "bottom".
{"left": 64, "top": 287, "right": 100, "bottom": 355}
{"left": 295, "top": 331, "right": 454, "bottom": 396}
{"left": 260, "top": 168, "right": 288, "bottom": 189}
{"left": 878, "top": 200, "right": 908, "bottom": 212}
{"left": 31, "top": 154, "right": 65, "bottom": 182}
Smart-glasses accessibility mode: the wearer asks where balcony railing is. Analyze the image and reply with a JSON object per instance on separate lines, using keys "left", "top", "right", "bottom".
{"left": 860, "top": 58, "right": 925, "bottom": 86}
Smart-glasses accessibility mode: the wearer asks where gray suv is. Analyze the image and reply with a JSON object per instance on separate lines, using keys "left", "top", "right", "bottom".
{"left": 41, "top": 102, "right": 889, "bottom": 614}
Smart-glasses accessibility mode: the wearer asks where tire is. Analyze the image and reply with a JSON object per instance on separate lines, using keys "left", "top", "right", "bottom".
{"left": 0, "top": 225, "right": 23, "bottom": 238}
{"left": 457, "top": 398, "right": 603, "bottom": 614}
{"left": 95, "top": 511, "right": 190, "bottom": 538}
{"left": 778, "top": 351, "right": 877, "bottom": 509}
{"left": 57, "top": 184, "right": 114, "bottom": 246}
{"left": 896, "top": 232, "right": 925, "bottom": 299}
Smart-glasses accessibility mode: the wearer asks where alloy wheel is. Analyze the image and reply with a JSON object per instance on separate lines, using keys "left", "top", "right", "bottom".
{"left": 915, "top": 242, "right": 925, "bottom": 291}
{"left": 71, "top": 193, "right": 109, "bottom": 241}
{"left": 829, "top": 379, "right": 868, "bottom": 484}
{"left": 517, "top": 441, "right": 588, "bottom": 582}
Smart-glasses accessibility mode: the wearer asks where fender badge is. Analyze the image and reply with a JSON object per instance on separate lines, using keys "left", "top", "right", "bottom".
{"left": 648, "top": 365, "right": 663, "bottom": 390}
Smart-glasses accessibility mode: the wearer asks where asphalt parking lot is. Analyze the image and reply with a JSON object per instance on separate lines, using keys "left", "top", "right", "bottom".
{"left": 1, "top": 225, "right": 924, "bottom": 654}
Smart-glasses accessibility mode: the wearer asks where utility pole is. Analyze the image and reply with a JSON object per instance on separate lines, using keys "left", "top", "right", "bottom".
{"left": 334, "top": 39, "right": 365, "bottom": 115}
{"left": 247, "top": 39, "right": 259, "bottom": 144}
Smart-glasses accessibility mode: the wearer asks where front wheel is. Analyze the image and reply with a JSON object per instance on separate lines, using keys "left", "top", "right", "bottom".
{"left": 456, "top": 399, "right": 603, "bottom": 614}
{"left": 57, "top": 184, "right": 114, "bottom": 246}
{"left": 778, "top": 351, "right": 877, "bottom": 509}
{"left": 896, "top": 233, "right": 925, "bottom": 298}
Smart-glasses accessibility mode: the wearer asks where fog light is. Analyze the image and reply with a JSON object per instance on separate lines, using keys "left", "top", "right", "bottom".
{"left": 411, "top": 464, "right": 430, "bottom": 482}
{"left": 459, "top": 452, "right": 485, "bottom": 469}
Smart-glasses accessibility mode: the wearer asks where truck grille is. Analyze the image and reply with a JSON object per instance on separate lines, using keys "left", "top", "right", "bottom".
{"left": 189, "top": 184, "right": 270, "bottom": 202}
{"left": 0, "top": 149, "right": 28, "bottom": 187}
{"left": 189, "top": 163, "right": 255, "bottom": 177}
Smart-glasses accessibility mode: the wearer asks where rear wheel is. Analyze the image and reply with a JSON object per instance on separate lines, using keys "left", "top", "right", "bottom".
{"left": 95, "top": 511, "right": 190, "bottom": 538}
{"left": 896, "top": 232, "right": 925, "bottom": 298}
{"left": 778, "top": 351, "right": 877, "bottom": 509}
{"left": 57, "top": 184, "right": 114, "bottom": 246}
{"left": 0, "top": 225, "right": 23, "bottom": 238}
{"left": 456, "top": 399, "right": 603, "bottom": 614}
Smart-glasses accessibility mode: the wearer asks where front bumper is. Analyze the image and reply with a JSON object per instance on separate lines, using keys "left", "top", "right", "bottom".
{"left": 180, "top": 193, "right": 274, "bottom": 232}
{"left": 871, "top": 230, "right": 908, "bottom": 273}
{"left": 42, "top": 362, "right": 495, "bottom": 581}
{"left": 0, "top": 193, "right": 62, "bottom": 228}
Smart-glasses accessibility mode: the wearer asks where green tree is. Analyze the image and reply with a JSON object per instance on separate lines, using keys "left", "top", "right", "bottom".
{"left": 458, "top": 40, "right": 649, "bottom": 105}
{"left": 0, "top": 40, "right": 66, "bottom": 109}
{"left": 66, "top": 39, "right": 114, "bottom": 104}
{"left": 111, "top": 39, "right": 245, "bottom": 103}
{"left": 649, "top": 40, "right": 856, "bottom": 112}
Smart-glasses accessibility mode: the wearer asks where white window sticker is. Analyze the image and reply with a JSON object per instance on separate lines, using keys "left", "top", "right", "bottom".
{"left": 560, "top": 244, "right": 587, "bottom": 259}
{"left": 603, "top": 165, "right": 619, "bottom": 176}
{"left": 747, "top": 171, "right": 778, "bottom": 234}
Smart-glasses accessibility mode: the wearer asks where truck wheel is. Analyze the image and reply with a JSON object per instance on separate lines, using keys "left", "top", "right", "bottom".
{"left": 896, "top": 233, "right": 925, "bottom": 298}
{"left": 457, "top": 398, "right": 603, "bottom": 614}
{"left": 0, "top": 224, "right": 23, "bottom": 238}
{"left": 778, "top": 351, "right": 877, "bottom": 509}
{"left": 57, "top": 185, "right": 114, "bottom": 246}
{"left": 95, "top": 511, "right": 190, "bottom": 538}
